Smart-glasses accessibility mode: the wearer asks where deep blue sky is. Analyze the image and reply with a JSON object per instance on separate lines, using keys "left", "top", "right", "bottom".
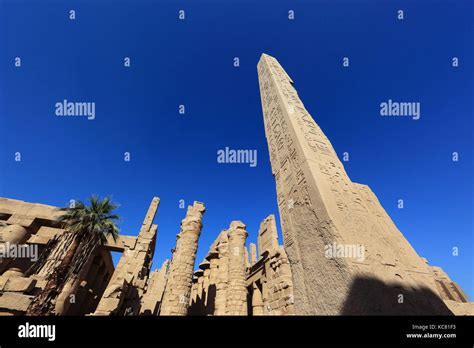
{"left": 1, "top": 1, "right": 472, "bottom": 299}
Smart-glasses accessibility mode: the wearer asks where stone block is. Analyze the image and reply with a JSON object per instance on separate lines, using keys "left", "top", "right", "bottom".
{"left": 2, "top": 277, "right": 37, "bottom": 292}
{"left": 0, "top": 292, "right": 33, "bottom": 311}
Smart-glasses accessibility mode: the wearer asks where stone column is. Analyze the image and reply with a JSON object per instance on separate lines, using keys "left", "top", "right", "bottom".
{"left": 249, "top": 243, "right": 258, "bottom": 266}
{"left": 214, "top": 231, "right": 229, "bottom": 315}
{"left": 206, "top": 253, "right": 219, "bottom": 315}
{"left": 252, "top": 282, "right": 264, "bottom": 315}
{"left": 0, "top": 224, "right": 30, "bottom": 272}
{"left": 257, "top": 215, "right": 279, "bottom": 257}
{"left": 244, "top": 247, "right": 250, "bottom": 269}
{"left": 160, "top": 202, "right": 205, "bottom": 316}
{"left": 225, "top": 221, "right": 248, "bottom": 315}
{"left": 190, "top": 277, "right": 198, "bottom": 306}
{"left": 208, "top": 253, "right": 219, "bottom": 286}
{"left": 2, "top": 267, "right": 25, "bottom": 277}
{"left": 196, "top": 271, "right": 204, "bottom": 304}
{"left": 200, "top": 261, "right": 211, "bottom": 306}
{"left": 0, "top": 224, "right": 30, "bottom": 244}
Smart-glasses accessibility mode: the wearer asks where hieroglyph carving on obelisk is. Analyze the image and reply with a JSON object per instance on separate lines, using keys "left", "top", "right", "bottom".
{"left": 257, "top": 53, "right": 452, "bottom": 315}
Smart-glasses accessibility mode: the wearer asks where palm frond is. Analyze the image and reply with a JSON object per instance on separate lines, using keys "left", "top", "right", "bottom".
{"left": 58, "top": 195, "right": 120, "bottom": 246}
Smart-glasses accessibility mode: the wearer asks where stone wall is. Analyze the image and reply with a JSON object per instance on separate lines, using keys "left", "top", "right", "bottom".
{"left": 0, "top": 199, "right": 115, "bottom": 315}
{"left": 140, "top": 259, "right": 169, "bottom": 315}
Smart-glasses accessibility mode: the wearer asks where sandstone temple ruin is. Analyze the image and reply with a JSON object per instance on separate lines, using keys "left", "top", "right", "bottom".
{"left": 0, "top": 54, "right": 472, "bottom": 316}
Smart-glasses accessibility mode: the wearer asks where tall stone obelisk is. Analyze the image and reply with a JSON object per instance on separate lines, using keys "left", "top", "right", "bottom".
{"left": 257, "top": 53, "right": 452, "bottom": 315}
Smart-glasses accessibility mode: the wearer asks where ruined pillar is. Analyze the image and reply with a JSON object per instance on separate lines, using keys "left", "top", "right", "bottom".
{"left": 249, "top": 243, "right": 258, "bottom": 266}
{"left": 159, "top": 202, "right": 205, "bottom": 316}
{"left": 0, "top": 224, "right": 31, "bottom": 272}
{"left": 225, "top": 221, "right": 248, "bottom": 315}
{"left": 140, "top": 259, "right": 169, "bottom": 315}
{"left": 257, "top": 215, "right": 279, "bottom": 257}
{"left": 265, "top": 247, "right": 295, "bottom": 315}
{"left": 94, "top": 197, "right": 159, "bottom": 315}
{"left": 244, "top": 247, "right": 250, "bottom": 269}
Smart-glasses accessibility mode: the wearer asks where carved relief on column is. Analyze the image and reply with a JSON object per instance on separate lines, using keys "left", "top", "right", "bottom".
{"left": 244, "top": 247, "right": 250, "bottom": 269}
{"left": 159, "top": 202, "right": 206, "bottom": 316}
{"left": 225, "top": 221, "right": 248, "bottom": 315}
{"left": 214, "top": 231, "right": 229, "bottom": 315}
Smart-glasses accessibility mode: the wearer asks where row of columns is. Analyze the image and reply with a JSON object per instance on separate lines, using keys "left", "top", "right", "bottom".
{"left": 189, "top": 221, "right": 249, "bottom": 316}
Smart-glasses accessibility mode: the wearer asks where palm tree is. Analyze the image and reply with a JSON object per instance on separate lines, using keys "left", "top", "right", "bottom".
{"left": 26, "top": 196, "right": 119, "bottom": 316}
